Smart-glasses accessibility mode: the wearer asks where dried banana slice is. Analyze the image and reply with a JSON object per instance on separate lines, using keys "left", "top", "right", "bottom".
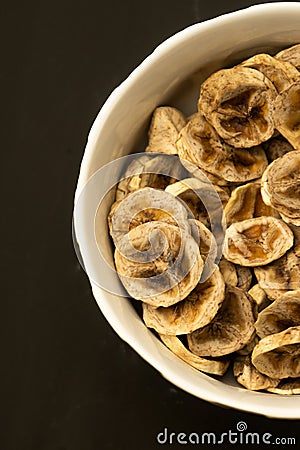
{"left": 165, "top": 177, "right": 228, "bottom": 228}
{"left": 187, "top": 287, "right": 256, "bottom": 357}
{"left": 218, "top": 259, "right": 252, "bottom": 291}
{"left": 263, "top": 135, "right": 294, "bottom": 162}
{"left": 145, "top": 106, "right": 186, "bottom": 154}
{"left": 267, "top": 378, "right": 300, "bottom": 395}
{"left": 233, "top": 355, "right": 280, "bottom": 390}
{"left": 261, "top": 150, "right": 300, "bottom": 225}
{"left": 255, "top": 290, "right": 300, "bottom": 338}
{"left": 240, "top": 53, "right": 299, "bottom": 93}
{"left": 224, "top": 180, "right": 279, "bottom": 227}
{"left": 159, "top": 334, "right": 229, "bottom": 376}
{"left": 108, "top": 187, "right": 189, "bottom": 243}
{"left": 116, "top": 154, "right": 184, "bottom": 201}
{"left": 252, "top": 326, "right": 300, "bottom": 379}
{"left": 248, "top": 284, "right": 269, "bottom": 312}
{"left": 273, "top": 81, "right": 300, "bottom": 150}
{"left": 276, "top": 43, "right": 300, "bottom": 71}
{"left": 114, "top": 221, "right": 203, "bottom": 307}
{"left": 176, "top": 113, "right": 268, "bottom": 182}
{"left": 223, "top": 217, "right": 294, "bottom": 267}
{"left": 143, "top": 266, "right": 225, "bottom": 335}
{"left": 254, "top": 248, "right": 300, "bottom": 300}
{"left": 198, "top": 67, "right": 277, "bottom": 148}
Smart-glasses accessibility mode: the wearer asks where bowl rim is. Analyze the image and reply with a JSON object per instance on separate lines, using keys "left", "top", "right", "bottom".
{"left": 74, "top": 2, "right": 300, "bottom": 419}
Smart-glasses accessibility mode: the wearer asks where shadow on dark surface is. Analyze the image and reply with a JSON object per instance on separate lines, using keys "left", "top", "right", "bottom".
{"left": 1, "top": 1, "right": 299, "bottom": 449}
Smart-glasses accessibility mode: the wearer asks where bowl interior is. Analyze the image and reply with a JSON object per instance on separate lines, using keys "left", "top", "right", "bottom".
{"left": 75, "top": 3, "right": 300, "bottom": 418}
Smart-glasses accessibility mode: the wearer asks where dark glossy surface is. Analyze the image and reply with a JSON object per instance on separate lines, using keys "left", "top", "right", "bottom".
{"left": 2, "top": 1, "right": 298, "bottom": 449}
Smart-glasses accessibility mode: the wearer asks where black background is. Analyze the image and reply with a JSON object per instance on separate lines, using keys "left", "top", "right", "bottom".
{"left": 2, "top": 1, "right": 299, "bottom": 449}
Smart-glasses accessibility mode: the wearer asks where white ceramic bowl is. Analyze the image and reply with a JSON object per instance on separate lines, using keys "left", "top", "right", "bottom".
{"left": 74, "top": 2, "right": 300, "bottom": 418}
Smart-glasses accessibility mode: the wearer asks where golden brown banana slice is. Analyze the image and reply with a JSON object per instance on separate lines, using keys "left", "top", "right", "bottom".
{"left": 159, "top": 334, "right": 229, "bottom": 376}
{"left": 267, "top": 378, "right": 300, "bottom": 395}
{"left": 224, "top": 180, "right": 279, "bottom": 227}
{"left": 218, "top": 259, "right": 252, "bottom": 291}
{"left": 252, "top": 326, "right": 300, "bottom": 379}
{"left": 187, "top": 287, "right": 256, "bottom": 357}
{"left": 261, "top": 150, "right": 300, "bottom": 225}
{"left": 263, "top": 135, "right": 294, "bottom": 162}
{"left": 198, "top": 67, "right": 277, "bottom": 148}
{"left": 276, "top": 43, "right": 300, "bottom": 71}
{"left": 223, "top": 217, "right": 294, "bottom": 267}
{"left": 143, "top": 266, "right": 225, "bottom": 335}
{"left": 273, "top": 81, "right": 300, "bottom": 150}
{"left": 254, "top": 248, "right": 300, "bottom": 300}
{"left": 165, "top": 177, "right": 228, "bottom": 228}
{"left": 108, "top": 187, "right": 189, "bottom": 242}
{"left": 145, "top": 106, "right": 186, "bottom": 155}
{"left": 115, "top": 154, "right": 184, "bottom": 201}
{"left": 255, "top": 290, "right": 300, "bottom": 338}
{"left": 233, "top": 355, "right": 280, "bottom": 390}
{"left": 240, "top": 53, "right": 299, "bottom": 93}
{"left": 176, "top": 114, "right": 268, "bottom": 182}
{"left": 114, "top": 221, "right": 203, "bottom": 307}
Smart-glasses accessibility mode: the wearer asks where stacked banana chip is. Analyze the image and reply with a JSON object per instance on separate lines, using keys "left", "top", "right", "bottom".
{"left": 108, "top": 44, "right": 300, "bottom": 394}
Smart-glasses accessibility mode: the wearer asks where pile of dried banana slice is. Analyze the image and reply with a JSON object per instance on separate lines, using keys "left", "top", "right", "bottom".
{"left": 108, "top": 44, "right": 300, "bottom": 394}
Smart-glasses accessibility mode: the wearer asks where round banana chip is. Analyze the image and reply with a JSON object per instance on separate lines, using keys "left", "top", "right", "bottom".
{"left": 145, "top": 106, "right": 186, "bottom": 154}
{"left": 187, "top": 287, "right": 256, "bottom": 357}
{"left": 233, "top": 355, "right": 280, "bottom": 390}
{"left": 176, "top": 113, "right": 268, "bottom": 182}
{"left": 263, "top": 135, "right": 294, "bottom": 162}
{"left": 198, "top": 67, "right": 277, "bottom": 148}
{"left": 261, "top": 150, "right": 300, "bottom": 225}
{"left": 114, "top": 221, "right": 203, "bottom": 307}
{"left": 254, "top": 248, "right": 300, "bottom": 300}
{"left": 240, "top": 53, "right": 299, "bottom": 93}
{"left": 273, "top": 81, "right": 300, "bottom": 150}
{"left": 276, "top": 43, "right": 300, "bottom": 71}
{"left": 115, "top": 154, "right": 185, "bottom": 201}
{"left": 252, "top": 326, "right": 300, "bottom": 379}
{"left": 224, "top": 180, "right": 279, "bottom": 227}
{"left": 255, "top": 290, "right": 300, "bottom": 338}
{"left": 143, "top": 266, "right": 225, "bottom": 335}
{"left": 267, "top": 378, "right": 300, "bottom": 395}
{"left": 218, "top": 259, "right": 252, "bottom": 291}
{"left": 223, "top": 216, "right": 294, "bottom": 267}
{"left": 108, "top": 187, "right": 189, "bottom": 243}
{"left": 159, "top": 334, "right": 230, "bottom": 376}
